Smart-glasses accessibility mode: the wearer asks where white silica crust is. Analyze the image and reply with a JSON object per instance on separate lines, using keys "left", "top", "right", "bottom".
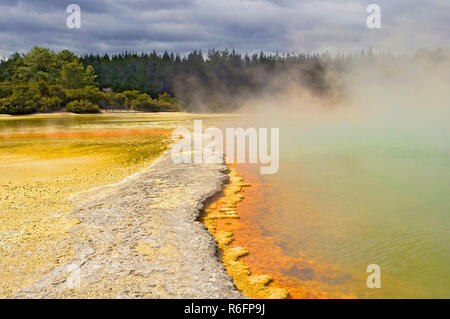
{"left": 13, "top": 146, "right": 243, "bottom": 299}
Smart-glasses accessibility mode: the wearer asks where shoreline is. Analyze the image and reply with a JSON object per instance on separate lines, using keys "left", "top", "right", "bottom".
{"left": 4, "top": 134, "right": 291, "bottom": 299}
{"left": 200, "top": 165, "right": 289, "bottom": 299}
{"left": 12, "top": 147, "right": 243, "bottom": 298}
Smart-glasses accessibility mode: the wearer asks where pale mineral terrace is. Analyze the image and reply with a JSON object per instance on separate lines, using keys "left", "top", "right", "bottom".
{"left": 12, "top": 147, "right": 243, "bottom": 298}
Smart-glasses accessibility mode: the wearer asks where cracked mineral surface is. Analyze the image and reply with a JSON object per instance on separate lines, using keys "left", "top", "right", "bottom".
{"left": 12, "top": 149, "right": 243, "bottom": 298}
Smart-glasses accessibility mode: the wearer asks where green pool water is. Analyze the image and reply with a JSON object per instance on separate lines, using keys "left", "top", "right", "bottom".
{"left": 2, "top": 112, "right": 448, "bottom": 298}
{"left": 255, "top": 120, "right": 450, "bottom": 298}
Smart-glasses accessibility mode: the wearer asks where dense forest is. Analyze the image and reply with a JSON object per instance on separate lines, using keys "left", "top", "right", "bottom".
{"left": 0, "top": 46, "right": 446, "bottom": 114}
{"left": 80, "top": 49, "right": 335, "bottom": 111}
{"left": 0, "top": 47, "right": 179, "bottom": 115}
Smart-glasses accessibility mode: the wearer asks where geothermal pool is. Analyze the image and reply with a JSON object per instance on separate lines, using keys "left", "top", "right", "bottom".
{"left": 0, "top": 112, "right": 234, "bottom": 297}
{"left": 1, "top": 112, "right": 448, "bottom": 298}
{"left": 233, "top": 119, "right": 450, "bottom": 298}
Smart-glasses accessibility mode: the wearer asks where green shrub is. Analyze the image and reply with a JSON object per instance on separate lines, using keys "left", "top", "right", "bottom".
{"left": 131, "top": 94, "right": 159, "bottom": 112}
{"left": 108, "top": 92, "right": 127, "bottom": 109}
{"left": 37, "top": 81, "right": 49, "bottom": 96}
{"left": 66, "top": 86, "right": 107, "bottom": 106}
{"left": 66, "top": 99, "right": 100, "bottom": 114}
{"left": 0, "top": 82, "right": 13, "bottom": 98}
{"left": 1, "top": 82, "right": 41, "bottom": 115}
{"left": 39, "top": 96, "right": 62, "bottom": 113}
{"left": 122, "top": 90, "right": 141, "bottom": 102}
{"left": 48, "top": 84, "right": 67, "bottom": 102}
{"left": 0, "top": 98, "right": 9, "bottom": 114}
{"left": 96, "top": 92, "right": 110, "bottom": 109}
{"left": 157, "top": 92, "right": 179, "bottom": 111}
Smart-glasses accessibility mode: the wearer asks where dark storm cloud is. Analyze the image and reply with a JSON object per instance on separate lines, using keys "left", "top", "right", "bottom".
{"left": 0, "top": 0, "right": 448, "bottom": 57}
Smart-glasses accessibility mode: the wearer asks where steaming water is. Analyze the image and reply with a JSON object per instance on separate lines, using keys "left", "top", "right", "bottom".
{"left": 2, "top": 112, "right": 448, "bottom": 298}
{"left": 238, "top": 119, "right": 450, "bottom": 298}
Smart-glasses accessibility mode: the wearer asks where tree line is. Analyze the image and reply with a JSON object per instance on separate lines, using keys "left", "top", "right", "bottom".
{"left": 0, "top": 47, "right": 179, "bottom": 115}
{"left": 1, "top": 46, "right": 446, "bottom": 114}
{"left": 80, "top": 49, "right": 335, "bottom": 112}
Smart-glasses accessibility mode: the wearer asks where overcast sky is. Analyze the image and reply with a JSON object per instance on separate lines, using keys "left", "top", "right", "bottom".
{"left": 0, "top": 0, "right": 448, "bottom": 57}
